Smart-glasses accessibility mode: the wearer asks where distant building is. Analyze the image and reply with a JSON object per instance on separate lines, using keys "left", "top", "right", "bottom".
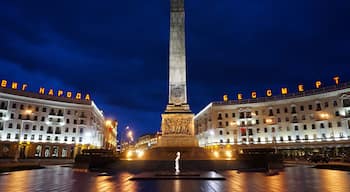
{"left": 0, "top": 86, "right": 116, "bottom": 159}
{"left": 195, "top": 83, "right": 350, "bottom": 157}
{"left": 135, "top": 133, "right": 160, "bottom": 151}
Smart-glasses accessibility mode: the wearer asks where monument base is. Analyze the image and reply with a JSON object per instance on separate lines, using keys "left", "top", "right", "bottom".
{"left": 157, "top": 135, "right": 198, "bottom": 147}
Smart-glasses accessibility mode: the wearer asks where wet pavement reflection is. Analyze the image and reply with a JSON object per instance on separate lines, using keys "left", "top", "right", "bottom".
{"left": 0, "top": 165, "right": 349, "bottom": 192}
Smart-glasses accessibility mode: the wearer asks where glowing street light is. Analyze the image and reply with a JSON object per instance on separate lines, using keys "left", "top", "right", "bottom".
{"left": 25, "top": 109, "right": 33, "bottom": 115}
{"left": 127, "top": 130, "right": 134, "bottom": 142}
{"left": 105, "top": 120, "right": 112, "bottom": 127}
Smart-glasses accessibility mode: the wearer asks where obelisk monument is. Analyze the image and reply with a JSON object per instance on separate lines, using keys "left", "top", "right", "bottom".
{"left": 158, "top": 0, "right": 198, "bottom": 147}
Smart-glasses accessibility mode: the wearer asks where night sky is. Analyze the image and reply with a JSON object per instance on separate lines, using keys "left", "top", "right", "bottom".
{"left": 0, "top": 0, "right": 349, "bottom": 139}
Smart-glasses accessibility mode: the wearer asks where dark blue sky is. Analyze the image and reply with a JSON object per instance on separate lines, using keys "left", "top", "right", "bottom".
{"left": 0, "top": 0, "right": 349, "bottom": 139}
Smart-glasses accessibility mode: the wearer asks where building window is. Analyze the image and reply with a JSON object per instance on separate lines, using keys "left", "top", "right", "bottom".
{"left": 239, "top": 112, "right": 244, "bottom": 119}
{"left": 271, "top": 127, "right": 275, "bottom": 133}
{"left": 322, "top": 133, "right": 326, "bottom": 140}
{"left": 219, "top": 130, "right": 223, "bottom": 135}
{"left": 333, "top": 101, "right": 338, "bottom": 107}
{"left": 73, "top": 128, "right": 76, "bottom": 133}
{"left": 16, "top": 124, "right": 21, "bottom": 129}
{"left": 264, "top": 128, "right": 267, "bottom": 133}
{"left": 64, "top": 136, "right": 68, "bottom": 141}
{"left": 12, "top": 103, "right": 16, "bottom": 108}
{"left": 39, "top": 135, "right": 42, "bottom": 140}
{"left": 66, "top": 119, "right": 70, "bottom": 124}
{"left": 291, "top": 106, "right": 296, "bottom": 114}
{"left": 335, "top": 111, "right": 340, "bottom": 116}
{"left": 225, "top": 121, "right": 229, "bottom": 127}
{"left": 80, "top": 120, "right": 84, "bottom": 124}
{"left": 225, "top": 113, "right": 228, "bottom": 118}
{"left": 288, "top": 136, "right": 292, "bottom": 141}
{"left": 302, "top": 115, "right": 306, "bottom": 120}
{"left": 15, "top": 134, "right": 19, "bottom": 139}
{"left": 337, "top": 121, "right": 342, "bottom": 127}
{"left": 10, "top": 113, "right": 14, "bottom": 119}
{"left": 284, "top": 108, "right": 288, "bottom": 113}
{"left": 20, "top": 104, "right": 24, "bottom": 109}
{"left": 41, "top": 117, "right": 45, "bottom": 122}
{"left": 55, "top": 127, "right": 61, "bottom": 134}
{"left": 72, "top": 137, "right": 75, "bottom": 142}
{"left": 226, "top": 131, "right": 230, "bottom": 135}
{"left": 8, "top": 123, "right": 13, "bottom": 128}
{"left": 40, "top": 126, "right": 44, "bottom": 131}
{"left": 18, "top": 114, "right": 22, "bottom": 119}
{"left": 220, "top": 139, "right": 223, "bottom": 143}
{"left": 217, "top": 113, "right": 222, "bottom": 120}
{"left": 55, "top": 136, "right": 59, "bottom": 141}
{"left": 280, "top": 137, "right": 284, "bottom": 142}
{"left": 32, "top": 125, "right": 37, "bottom": 130}
{"left": 276, "top": 108, "right": 280, "bottom": 114}
{"left": 248, "top": 129, "right": 253, "bottom": 135}
{"left": 285, "top": 117, "right": 289, "bottom": 122}
{"left": 218, "top": 122, "right": 223, "bottom": 127}
{"left": 7, "top": 133, "right": 11, "bottom": 139}
{"left": 304, "top": 135, "right": 309, "bottom": 140}
{"left": 316, "top": 103, "right": 321, "bottom": 111}
{"left": 47, "top": 127, "right": 53, "bottom": 134}
{"left": 307, "top": 104, "right": 312, "bottom": 110}
{"left": 255, "top": 111, "right": 259, "bottom": 115}
{"left": 328, "top": 122, "right": 332, "bottom": 128}
{"left": 320, "top": 123, "right": 325, "bottom": 128}
{"left": 65, "top": 127, "right": 69, "bottom": 132}
{"left": 269, "top": 109, "right": 273, "bottom": 116}
{"left": 74, "top": 119, "right": 77, "bottom": 124}
{"left": 294, "top": 125, "right": 299, "bottom": 131}
{"left": 256, "top": 119, "right": 259, "bottom": 124}
{"left": 31, "top": 135, "right": 35, "bottom": 140}
{"left": 227, "top": 139, "right": 230, "bottom": 143}
{"left": 232, "top": 113, "right": 235, "bottom": 118}
{"left": 312, "top": 124, "right": 316, "bottom": 129}
{"left": 43, "top": 107, "right": 47, "bottom": 112}
{"left": 246, "top": 112, "right": 252, "bottom": 118}
{"left": 257, "top": 137, "right": 261, "bottom": 142}
{"left": 256, "top": 128, "right": 260, "bottom": 133}
{"left": 300, "top": 106, "right": 304, "bottom": 111}
{"left": 324, "top": 102, "right": 329, "bottom": 108}
{"left": 47, "top": 136, "right": 51, "bottom": 141}
{"left": 296, "top": 135, "right": 300, "bottom": 141}
{"left": 303, "top": 125, "right": 307, "bottom": 130}
{"left": 80, "top": 128, "right": 84, "bottom": 134}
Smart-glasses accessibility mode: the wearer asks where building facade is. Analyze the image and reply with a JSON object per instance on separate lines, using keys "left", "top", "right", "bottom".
{"left": 0, "top": 87, "right": 113, "bottom": 159}
{"left": 195, "top": 83, "right": 350, "bottom": 157}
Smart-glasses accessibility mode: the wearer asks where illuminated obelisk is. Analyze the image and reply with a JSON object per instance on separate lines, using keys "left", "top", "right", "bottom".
{"left": 158, "top": 0, "right": 198, "bottom": 147}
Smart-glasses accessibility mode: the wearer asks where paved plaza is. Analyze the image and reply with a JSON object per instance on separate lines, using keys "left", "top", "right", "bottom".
{"left": 0, "top": 165, "right": 349, "bottom": 192}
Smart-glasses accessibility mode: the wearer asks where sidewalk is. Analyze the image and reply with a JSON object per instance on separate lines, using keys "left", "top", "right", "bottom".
{"left": 0, "top": 159, "right": 74, "bottom": 173}
{"left": 284, "top": 160, "right": 350, "bottom": 166}
{"left": 284, "top": 160, "right": 350, "bottom": 171}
